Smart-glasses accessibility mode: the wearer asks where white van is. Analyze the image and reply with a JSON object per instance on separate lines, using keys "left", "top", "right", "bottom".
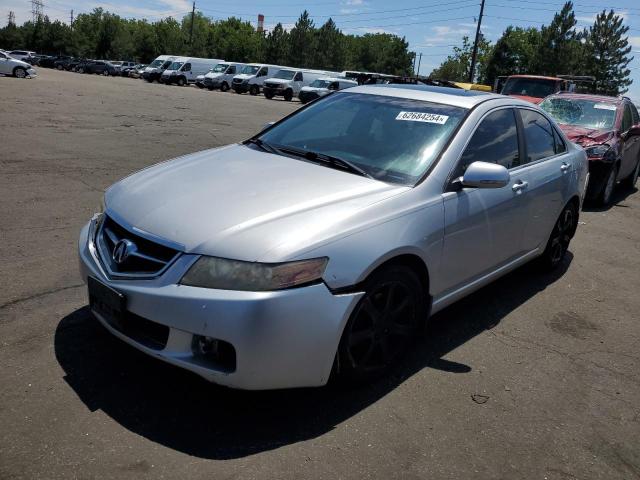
{"left": 142, "top": 55, "right": 178, "bottom": 82}
{"left": 298, "top": 77, "right": 358, "bottom": 103}
{"left": 203, "top": 62, "right": 246, "bottom": 91}
{"left": 262, "top": 68, "right": 340, "bottom": 101}
{"left": 161, "top": 57, "right": 224, "bottom": 86}
{"left": 231, "top": 64, "right": 284, "bottom": 95}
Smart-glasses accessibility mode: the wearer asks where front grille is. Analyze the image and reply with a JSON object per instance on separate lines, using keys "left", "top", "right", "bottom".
{"left": 264, "top": 82, "right": 281, "bottom": 89}
{"left": 233, "top": 78, "right": 242, "bottom": 84}
{"left": 96, "top": 215, "right": 180, "bottom": 278}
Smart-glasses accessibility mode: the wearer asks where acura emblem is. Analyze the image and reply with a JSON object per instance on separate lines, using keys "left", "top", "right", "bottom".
{"left": 112, "top": 239, "right": 136, "bottom": 265}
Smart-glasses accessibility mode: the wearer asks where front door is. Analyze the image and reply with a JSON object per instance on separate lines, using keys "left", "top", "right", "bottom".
{"left": 440, "top": 107, "right": 530, "bottom": 294}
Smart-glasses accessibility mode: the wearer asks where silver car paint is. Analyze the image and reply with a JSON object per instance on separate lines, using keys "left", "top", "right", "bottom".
{"left": 79, "top": 86, "right": 588, "bottom": 389}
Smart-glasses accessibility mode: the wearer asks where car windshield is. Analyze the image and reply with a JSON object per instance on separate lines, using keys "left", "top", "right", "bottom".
{"left": 168, "top": 61, "right": 183, "bottom": 70}
{"left": 540, "top": 97, "right": 617, "bottom": 130}
{"left": 241, "top": 65, "right": 260, "bottom": 75}
{"left": 211, "top": 63, "right": 228, "bottom": 73}
{"left": 149, "top": 59, "right": 164, "bottom": 67}
{"left": 274, "top": 70, "right": 296, "bottom": 80}
{"left": 257, "top": 92, "right": 466, "bottom": 185}
{"left": 310, "top": 79, "right": 331, "bottom": 88}
{"left": 502, "top": 78, "right": 557, "bottom": 98}
{"left": 112, "top": 61, "right": 122, "bottom": 66}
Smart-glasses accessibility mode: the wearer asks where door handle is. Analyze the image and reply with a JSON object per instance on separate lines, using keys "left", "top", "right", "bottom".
{"left": 512, "top": 180, "right": 528, "bottom": 192}
{"left": 560, "top": 163, "right": 570, "bottom": 172}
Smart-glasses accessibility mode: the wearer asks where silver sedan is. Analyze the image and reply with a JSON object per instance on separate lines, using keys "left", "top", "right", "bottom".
{"left": 78, "top": 85, "right": 588, "bottom": 389}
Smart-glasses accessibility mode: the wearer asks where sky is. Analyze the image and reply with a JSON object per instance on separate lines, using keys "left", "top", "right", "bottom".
{"left": 1, "top": 0, "right": 638, "bottom": 101}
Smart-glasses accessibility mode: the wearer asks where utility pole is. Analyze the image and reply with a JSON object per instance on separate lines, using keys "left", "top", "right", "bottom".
{"left": 468, "top": 0, "right": 485, "bottom": 83}
{"left": 412, "top": 52, "right": 417, "bottom": 77}
{"left": 416, "top": 52, "right": 422, "bottom": 78}
{"left": 70, "top": 9, "right": 74, "bottom": 28}
{"left": 31, "top": 0, "right": 44, "bottom": 22}
{"left": 8, "top": 11, "right": 15, "bottom": 25}
{"left": 189, "top": 2, "right": 196, "bottom": 47}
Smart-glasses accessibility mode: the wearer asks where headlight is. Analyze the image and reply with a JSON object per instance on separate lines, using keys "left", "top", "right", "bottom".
{"left": 584, "top": 144, "right": 610, "bottom": 158}
{"left": 180, "top": 256, "right": 328, "bottom": 291}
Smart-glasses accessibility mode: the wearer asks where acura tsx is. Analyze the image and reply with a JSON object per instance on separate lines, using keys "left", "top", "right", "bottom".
{"left": 78, "top": 85, "right": 588, "bottom": 389}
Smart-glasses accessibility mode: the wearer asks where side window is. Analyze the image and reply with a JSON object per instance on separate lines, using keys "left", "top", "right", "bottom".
{"left": 227, "top": 66, "right": 235, "bottom": 74}
{"left": 520, "top": 109, "right": 556, "bottom": 162}
{"left": 329, "top": 82, "right": 339, "bottom": 90}
{"left": 621, "top": 104, "right": 633, "bottom": 132}
{"left": 294, "top": 72, "right": 303, "bottom": 81}
{"left": 183, "top": 63, "right": 191, "bottom": 72}
{"left": 631, "top": 103, "right": 640, "bottom": 125}
{"left": 257, "top": 67, "right": 266, "bottom": 77}
{"left": 454, "top": 108, "right": 520, "bottom": 178}
{"left": 553, "top": 128, "right": 567, "bottom": 154}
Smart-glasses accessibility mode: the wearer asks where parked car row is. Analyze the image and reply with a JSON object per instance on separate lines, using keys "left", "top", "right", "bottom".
{"left": 0, "top": 49, "right": 37, "bottom": 78}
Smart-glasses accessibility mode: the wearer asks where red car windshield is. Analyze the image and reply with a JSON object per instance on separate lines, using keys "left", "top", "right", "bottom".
{"left": 502, "top": 78, "right": 557, "bottom": 99}
{"left": 540, "top": 97, "right": 617, "bottom": 130}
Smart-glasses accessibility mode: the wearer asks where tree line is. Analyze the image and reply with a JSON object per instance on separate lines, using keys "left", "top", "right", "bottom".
{"left": 0, "top": 9, "right": 414, "bottom": 75}
{"left": 430, "top": 2, "right": 633, "bottom": 95}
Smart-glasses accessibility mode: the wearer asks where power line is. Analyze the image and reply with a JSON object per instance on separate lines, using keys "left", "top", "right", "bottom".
{"left": 488, "top": 3, "right": 640, "bottom": 17}
{"left": 491, "top": 0, "right": 640, "bottom": 11}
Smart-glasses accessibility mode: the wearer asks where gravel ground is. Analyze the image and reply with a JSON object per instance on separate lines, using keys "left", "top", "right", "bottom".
{"left": 1, "top": 68, "right": 639, "bottom": 480}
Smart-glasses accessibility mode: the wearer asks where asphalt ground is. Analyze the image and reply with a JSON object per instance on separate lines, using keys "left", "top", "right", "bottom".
{"left": 1, "top": 68, "right": 639, "bottom": 479}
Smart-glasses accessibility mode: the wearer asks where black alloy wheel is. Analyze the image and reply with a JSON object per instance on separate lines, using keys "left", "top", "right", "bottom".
{"left": 337, "top": 265, "right": 425, "bottom": 383}
{"left": 540, "top": 202, "right": 577, "bottom": 270}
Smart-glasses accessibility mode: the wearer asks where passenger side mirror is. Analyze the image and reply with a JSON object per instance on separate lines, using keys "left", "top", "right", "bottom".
{"left": 460, "top": 161, "right": 510, "bottom": 189}
{"left": 626, "top": 125, "right": 640, "bottom": 138}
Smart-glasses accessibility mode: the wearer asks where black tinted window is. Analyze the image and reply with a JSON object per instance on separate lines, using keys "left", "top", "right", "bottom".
{"left": 455, "top": 109, "right": 519, "bottom": 177}
{"left": 294, "top": 72, "right": 303, "bottom": 81}
{"left": 622, "top": 104, "right": 633, "bottom": 132}
{"left": 228, "top": 66, "right": 235, "bottom": 74}
{"left": 520, "top": 109, "right": 556, "bottom": 162}
{"left": 553, "top": 128, "right": 566, "bottom": 154}
{"left": 631, "top": 103, "right": 640, "bottom": 125}
{"left": 183, "top": 63, "right": 191, "bottom": 71}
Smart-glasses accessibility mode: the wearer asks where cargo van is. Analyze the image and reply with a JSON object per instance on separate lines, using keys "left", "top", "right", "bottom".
{"left": 161, "top": 57, "right": 224, "bottom": 86}
{"left": 262, "top": 68, "right": 340, "bottom": 101}
{"left": 298, "top": 77, "right": 358, "bottom": 103}
{"left": 203, "top": 62, "right": 246, "bottom": 91}
{"left": 142, "top": 55, "right": 178, "bottom": 82}
{"left": 231, "top": 64, "right": 284, "bottom": 95}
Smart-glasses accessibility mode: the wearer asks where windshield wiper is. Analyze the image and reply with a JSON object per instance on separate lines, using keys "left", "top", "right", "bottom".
{"left": 245, "top": 138, "right": 280, "bottom": 155}
{"left": 277, "top": 146, "right": 374, "bottom": 179}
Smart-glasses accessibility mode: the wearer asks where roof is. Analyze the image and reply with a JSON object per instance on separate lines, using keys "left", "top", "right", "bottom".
{"left": 545, "top": 92, "right": 623, "bottom": 104}
{"left": 346, "top": 84, "right": 507, "bottom": 109}
{"left": 508, "top": 75, "right": 565, "bottom": 81}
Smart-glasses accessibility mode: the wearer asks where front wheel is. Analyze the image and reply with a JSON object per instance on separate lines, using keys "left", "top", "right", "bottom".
{"left": 336, "top": 265, "right": 425, "bottom": 383}
{"left": 56, "top": 64, "right": 63, "bottom": 70}
{"left": 102, "top": 70, "right": 109, "bottom": 76}
{"left": 539, "top": 202, "right": 577, "bottom": 271}
{"left": 283, "top": 89, "right": 293, "bottom": 101}
{"left": 249, "top": 84, "right": 259, "bottom": 95}
{"left": 220, "top": 81, "right": 229, "bottom": 92}
{"left": 13, "top": 67, "right": 27, "bottom": 78}
{"left": 264, "top": 91, "right": 274, "bottom": 99}
{"left": 621, "top": 159, "right": 639, "bottom": 190}
{"left": 177, "top": 77, "right": 185, "bottom": 86}
{"left": 597, "top": 164, "right": 618, "bottom": 206}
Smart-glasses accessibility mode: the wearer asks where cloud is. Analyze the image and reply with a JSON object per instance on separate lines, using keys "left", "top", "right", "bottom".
{"left": 629, "top": 36, "right": 640, "bottom": 49}
{"left": 576, "top": 11, "right": 628, "bottom": 25}
{"left": 345, "top": 0, "right": 365, "bottom": 5}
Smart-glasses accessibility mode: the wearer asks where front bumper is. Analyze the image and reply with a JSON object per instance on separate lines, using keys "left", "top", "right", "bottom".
{"left": 299, "top": 91, "right": 320, "bottom": 103}
{"left": 263, "top": 86, "right": 285, "bottom": 97}
{"left": 232, "top": 82, "right": 249, "bottom": 93}
{"left": 26, "top": 68, "right": 37, "bottom": 77}
{"left": 204, "top": 77, "right": 220, "bottom": 88}
{"left": 77, "top": 221, "right": 362, "bottom": 390}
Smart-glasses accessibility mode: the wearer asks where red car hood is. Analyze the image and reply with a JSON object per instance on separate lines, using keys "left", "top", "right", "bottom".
{"left": 507, "top": 94, "right": 543, "bottom": 104}
{"left": 557, "top": 124, "right": 615, "bottom": 147}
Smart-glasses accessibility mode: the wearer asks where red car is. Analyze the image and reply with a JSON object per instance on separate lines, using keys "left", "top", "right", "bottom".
{"left": 500, "top": 75, "right": 574, "bottom": 104}
{"left": 540, "top": 93, "right": 640, "bottom": 205}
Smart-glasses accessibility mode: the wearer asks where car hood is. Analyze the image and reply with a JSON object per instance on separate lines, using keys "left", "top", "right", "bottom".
{"left": 105, "top": 144, "right": 409, "bottom": 261}
{"left": 557, "top": 124, "right": 615, "bottom": 147}
{"left": 300, "top": 86, "right": 328, "bottom": 93}
{"left": 266, "top": 78, "right": 291, "bottom": 85}
{"left": 205, "top": 72, "right": 223, "bottom": 79}
{"left": 11, "top": 57, "right": 31, "bottom": 68}
{"left": 234, "top": 74, "right": 253, "bottom": 81}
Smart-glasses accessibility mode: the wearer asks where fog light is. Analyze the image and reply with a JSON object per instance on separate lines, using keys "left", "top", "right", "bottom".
{"left": 191, "top": 335, "right": 237, "bottom": 372}
{"left": 192, "top": 335, "right": 218, "bottom": 356}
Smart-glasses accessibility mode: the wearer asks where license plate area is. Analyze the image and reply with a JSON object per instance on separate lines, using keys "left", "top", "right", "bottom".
{"left": 88, "top": 276, "right": 125, "bottom": 330}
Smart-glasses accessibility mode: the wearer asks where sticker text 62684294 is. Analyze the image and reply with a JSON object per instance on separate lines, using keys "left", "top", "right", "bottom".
{"left": 395, "top": 111, "right": 449, "bottom": 124}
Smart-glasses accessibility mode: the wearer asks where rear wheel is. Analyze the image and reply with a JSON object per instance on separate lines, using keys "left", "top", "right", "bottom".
{"left": 13, "top": 67, "right": 27, "bottom": 79}
{"left": 336, "top": 265, "right": 425, "bottom": 383}
{"left": 621, "top": 159, "right": 639, "bottom": 190}
{"left": 249, "top": 84, "right": 259, "bottom": 95}
{"left": 539, "top": 202, "right": 577, "bottom": 271}
{"left": 220, "top": 81, "right": 229, "bottom": 92}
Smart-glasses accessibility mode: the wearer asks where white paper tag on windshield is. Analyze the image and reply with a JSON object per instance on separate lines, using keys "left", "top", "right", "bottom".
{"left": 593, "top": 103, "right": 617, "bottom": 111}
{"left": 395, "top": 111, "right": 449, "bottom": 124}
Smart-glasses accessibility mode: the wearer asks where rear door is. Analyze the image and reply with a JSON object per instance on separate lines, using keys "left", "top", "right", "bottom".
{"left": 620, "top": 102, "right": 640, "bottom": 179}
{"left": 516, "top": 108, "right": 572, "bottom": 251}
{"left": 440, "top": 107, "right": 531, "bottom": 293}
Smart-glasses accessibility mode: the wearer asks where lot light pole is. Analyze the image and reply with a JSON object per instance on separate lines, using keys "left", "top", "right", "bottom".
{"left": 468, "top": 0, "right": 485, "bottom": 83}
{"left": 189, "top": 2, "right": 196, "bottom": 47}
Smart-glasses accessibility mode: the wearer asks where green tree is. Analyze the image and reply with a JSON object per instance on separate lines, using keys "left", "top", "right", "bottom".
{"left": 288, "top": 11, "right": 314, "bottom": 67}
{"left": 264, "top": 23, "right": 290, "bottom": 65}
{"left": 313, "top": 18, "right": 344, "bottom": 70}
{"left": 484, "top": 27, "right": 540, "bottom": 85}
{"left": 430, "top": 36, "right": 493, "bottom": 82}
{"left": 585, "top": 10, "right": 633, "bottom": 94}
{"left": 534, "top": 1, "right": 584, "bottom": 75}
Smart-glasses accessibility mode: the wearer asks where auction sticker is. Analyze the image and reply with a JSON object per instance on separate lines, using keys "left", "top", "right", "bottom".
{"left": 593, "top": 103, "right": 617, "bottom": 111}
{"left": 395, "top": 111, "right": 449, "bottom": 124}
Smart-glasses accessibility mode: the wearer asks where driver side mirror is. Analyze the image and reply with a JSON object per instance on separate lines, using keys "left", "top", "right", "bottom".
{"left": 458, "top": 161, "right": 510, "bottom": 189}
{"left": 626, "top": 125, "right": 640, "bottom": 139}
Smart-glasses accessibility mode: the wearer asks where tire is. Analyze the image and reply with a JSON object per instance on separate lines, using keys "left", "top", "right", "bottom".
{"left": 621, "top": 159, "right": 640, "bottom": 190}
{"left": 13, "top": 67, "right": 27, "bottom": 79}
{"left": 283, "top": 89, "right": 293, "bottom": 101}
{"left": 220, "top": 81, "right": 229, "bottom": 92}
{"left": 56, "top": 64, "right": 63, "bottom": 70}
{"left": 196, "top": 83, "right": 203, "bottom": 89}
{"left": 102, "top": 70, "right": 109, "bottom": 76}
{"left": 596, "top": 164, "right": 618, "bottom": 206}
{"left": 78, "top": 68, "right": 85, "bottom": 74}
{"left": 336, "top": 265, "right": 425, "bottom": 383}
{"left": 539, "top": 201, "right": 578, "bottom": 271}
{"left": 264, "top": 91, "right": 274, "bottom": 99}
{"left": 207, "top": 86, "right": 214, "bottom": 91}
{"left": 249, "top": 84, "right": 259, "bottom": 96}
{"left": 177, "top": 77, "right": 185, "bottom": 87}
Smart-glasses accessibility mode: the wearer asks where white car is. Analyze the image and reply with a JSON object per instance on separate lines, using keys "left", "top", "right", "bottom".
{"left": 0, "top": 50, "right": 37, "bottom": 78}
{"left": 298, "top": 77, "right": 358, "bottom": 103}
{"left": 8, "top": 50, "right": 36, "bottom": 62}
